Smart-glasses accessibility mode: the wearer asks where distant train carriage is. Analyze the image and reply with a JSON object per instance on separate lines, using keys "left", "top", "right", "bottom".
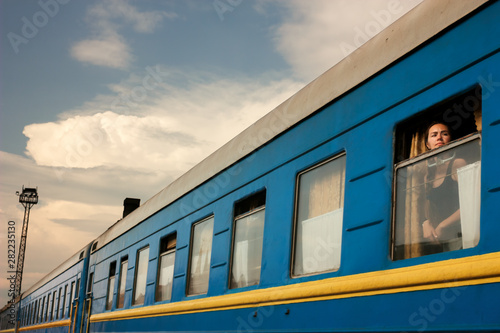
{"left": 3, "top": 0, "right": 500, "bottom": 332}
{"left": 5, "top": 244, "right": 91, "bottom": 333}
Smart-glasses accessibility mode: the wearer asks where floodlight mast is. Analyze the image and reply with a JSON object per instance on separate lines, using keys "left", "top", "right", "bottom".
{"left": 14, "top": 187, "right": 38, "bottom": 320}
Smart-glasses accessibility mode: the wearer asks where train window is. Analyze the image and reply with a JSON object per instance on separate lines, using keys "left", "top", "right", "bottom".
{"left": 45, "top": 294, "right": 50, "bottom": 322}
{"left": 132, "top": 246, "right": 150, "bottom": 306}
{"left": 106, "top": 262, "right": 117, "bottom": 310}
{"left": 56, "top": 288, "right": 61, "bottom": 320}
{"left": 392, "top": 88, "right": 482, "bottom": 260}
{"left": 33, "top": 300, "right": 38, "bottom": 324}
{"left": 87, "top": 273, "right": 94, "bottom": 295}
{"left": 50, "top": 291, "right": 56, "bottom": 321}
{"left": 117, "top": 257, "right": 128, "bottom": 308}
{"left": 39, "top": 298, "right": 43, "bottom": 323}
{"left": 75, "top": 279, "right": 80, "bottom": 300}
{"left": 187, "top": 216, "right": 214, "bottom": 296}
{"left": 40, "top": 296, "right": 46, "bottom": 322}
{"left": 38, "top": 298, "right": 42, "bottom": 323}
{"left": 156, "top": 234, "right": 176, "bottom": 302}
{"left": 230, "top": 190, "right": 266, "bottom": 289}
{"left": 69, "top": 282, "right": 75, "bottom": 311}
{"left": 61, "top": 285, "right": 67, "bottom": 318}
{"left": 292, "top": 154, "right": 346, "bottom": 277}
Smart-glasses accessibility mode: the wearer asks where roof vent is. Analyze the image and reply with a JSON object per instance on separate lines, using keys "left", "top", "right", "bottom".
{"left": 123, "top": 198, "right": 140, "bottom": 218}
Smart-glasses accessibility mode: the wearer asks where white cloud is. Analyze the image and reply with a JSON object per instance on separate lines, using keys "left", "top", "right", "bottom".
{"left": 71, "top": 33, "right": 132, "bottom": 69}
{"left": 71, "top": 0, "right": 176, "bottom": 69}
{"left": 259, "top": 0, "right": 423, "bottom": 81}
{"left": 24, "top": 68, "right": 303, "bottom": 177}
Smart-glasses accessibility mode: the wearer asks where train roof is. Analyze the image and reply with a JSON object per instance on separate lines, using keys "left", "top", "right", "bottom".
{"left": 92, "top": 0, "right": 489, "bottom": 253}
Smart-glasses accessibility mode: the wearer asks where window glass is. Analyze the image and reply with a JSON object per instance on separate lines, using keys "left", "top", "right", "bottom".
{"left": 87, "top": 273, "right": 94, "bottom": 295}
{"left": 61, "top": 285, "right": 67, "bottom": 318}
{"left": 75, "top": 279, "right": 80, "bottom": 300}
{"left": 38, "top": 299, "right": 42, "bottom": 323}
{"left": 34, "top": 300, "right": 38, "bottom": 323}
{"left": 69, "top": 282, "right": 75, "bottom": 308}
{"left": 230, "top": 191, "right": 266, "bottom": 289}
{"left": 116, "top": 258, "right": 128, "bottom": 308}
{"left": 40, "top": 296, "right": 48, "bottom": 322}
{"left": 55, "top": 288, "right": 61, "bottom": 320}
{"left": 133, "top": 247, "right": 149, "bottom": 306}
{"left": 50, "top": 291, "right": 56, "bottom": 321}
{"left": 293, "top": 154, "right": 346, "bottom": 276}
{"left": 188, "top": 217, "right": 214, "bottom": 295}
{"left": 156, "top": 235, "right": 176, "bottom": 302}
{"left": 393, "top": 137, "right": 481, "bottom": 260}
{"left": 45, "top": 294, "right": 49, "bottom": 322}
{"left": 106, "top": 262, "right": 116, "bottom": 310}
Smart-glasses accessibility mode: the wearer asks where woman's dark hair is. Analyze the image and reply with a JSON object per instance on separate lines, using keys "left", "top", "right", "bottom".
{"left": 424, "top": 121, "right": 453, "bottom": 150}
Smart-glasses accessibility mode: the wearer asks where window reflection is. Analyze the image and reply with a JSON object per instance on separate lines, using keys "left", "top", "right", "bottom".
{"left": 393, "top": 137, "right": 481, "bottom": 260}
{"left": 231, "top": 208, "right": 265, "bottom": 289}
{"left": 293, "top": 154, "right": 346, "bottom": 276}
{"left": 188, "top": 217, "right": 214, "bottom": 295}
{"left": 133, "top": 247, "right": 149, "bottom": 305}
{"left": 156, "top": 235, "right": 176, "bottom": 302}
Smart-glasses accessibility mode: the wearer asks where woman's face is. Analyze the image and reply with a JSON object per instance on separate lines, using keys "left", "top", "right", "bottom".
{"left": 426, "top": 123, "right": 451, "bottom": 150}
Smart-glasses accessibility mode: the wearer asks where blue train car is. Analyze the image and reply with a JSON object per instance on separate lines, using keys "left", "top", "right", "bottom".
{"left": 12, "top": 244, "right": 91, "bottom": 333}
{"left": 4, "top": 0, "right": 500, "bottom": 332}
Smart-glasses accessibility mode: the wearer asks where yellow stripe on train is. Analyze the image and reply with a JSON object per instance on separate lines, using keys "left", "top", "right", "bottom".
{"left": 18, "top": 319, "right": 70, "bottom": 332}
{"left": 91, "top": 251, "right": 500, "bottom": 323}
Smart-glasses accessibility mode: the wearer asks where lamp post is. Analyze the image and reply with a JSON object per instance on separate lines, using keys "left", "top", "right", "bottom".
{"left": 14, "top": 187, "right": 38, "bottom": 330}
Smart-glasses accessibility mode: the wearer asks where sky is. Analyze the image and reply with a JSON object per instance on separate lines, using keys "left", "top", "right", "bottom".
{"left": 0, "top": 0, "right": 423, "bottom": 307}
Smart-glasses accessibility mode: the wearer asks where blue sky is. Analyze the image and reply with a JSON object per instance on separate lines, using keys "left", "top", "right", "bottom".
{"left": 0, "top": 0, "right": 422, "bottom": 306}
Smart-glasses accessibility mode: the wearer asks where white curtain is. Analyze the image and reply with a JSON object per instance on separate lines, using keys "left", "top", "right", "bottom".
{"left": 457, "top": 161, "right": 481, "bottom": 249}
{"left": 301, "top": 208, "right": 343, "bottom": 274}
{"left": 232, "top": 240, "right": 249, "bottom": 287}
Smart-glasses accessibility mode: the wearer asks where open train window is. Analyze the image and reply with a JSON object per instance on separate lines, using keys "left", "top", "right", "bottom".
{"left": 230, "top": 190, "right": 266, "bottom": 289}
{"left": 392, "top": 87, "right": 482, "bottom": 260}
{"left": 116, "top": 256, "right": 128, "bottom": 309}
{"left": 292, "top": 154, "right": 346, "bottom": 277}
{"left": 132, "top": 246, "right": 150, "bottom": 306}
{"left": 106, "top": 262, "right": 116, "bottom": 310}
{"left": 156, "top": 234, "right": 176, "bottom": 302}
{"left": 187, "top": 216, "right": 214, "bottom": 296}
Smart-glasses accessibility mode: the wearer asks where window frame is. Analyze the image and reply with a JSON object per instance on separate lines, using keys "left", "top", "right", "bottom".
{"left": 61, "top": 285, "right": 67, "bottom": 318}
{"left": 116, "top": 256, "right": 128, "bottom": 309}
{"left": 132, "top": 246, "right": 150, "bottom": 306}
{"left": 187, "top": 216, "right": 214, "bottom": 296}
{"left": 155, "top": 233, "right": 177, "bottom": 302}
{"left": 229, "top": 190, "right": 266, "bottom": 290}
{"left": 50, "top": 290, "right": 56, "bottom": 321}
{"left": 291, "top": 153, "right": 347, "bottom": 278}
{"left": 106, "top": 261, "right": 117, "bottom": 310}
{"left": 391, "top": 133, "right": 482, "bottom": 260}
